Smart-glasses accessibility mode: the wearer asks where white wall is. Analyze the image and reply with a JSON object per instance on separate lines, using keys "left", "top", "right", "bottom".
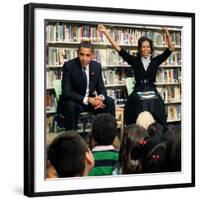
{"left": 0, "top": 0, "right": 199, "bottom": 199}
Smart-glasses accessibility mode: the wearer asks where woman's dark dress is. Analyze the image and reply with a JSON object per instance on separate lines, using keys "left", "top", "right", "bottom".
{"left": 118, "top": 48, "right": 172, "bottom": 128}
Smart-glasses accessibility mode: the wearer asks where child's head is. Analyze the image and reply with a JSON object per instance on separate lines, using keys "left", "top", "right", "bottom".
{"left": 143, "top": 137, "right": 168, "bottom": 173}
{"left": 47, "top": 130, "right": 94, "bottom": 178}
{"left": 136, "top": 111, "right": 155, "bottom": 130}
{"left": 92, "top": 113, "right": 117, "bottom": 145}
{"left": 120, "top": 124, "right": 148, "bottom": 174}
{"left": 147, "top": 122, "right": 163, "bottom": 138}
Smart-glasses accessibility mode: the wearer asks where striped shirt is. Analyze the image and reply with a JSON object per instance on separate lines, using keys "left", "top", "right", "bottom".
{"left": 89, "top": 145, "right": 119, "bottom": 176}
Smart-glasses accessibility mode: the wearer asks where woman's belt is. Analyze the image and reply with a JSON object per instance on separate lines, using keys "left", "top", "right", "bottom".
{"left": 138, "top": 79, "right": 153, "bottom": 84}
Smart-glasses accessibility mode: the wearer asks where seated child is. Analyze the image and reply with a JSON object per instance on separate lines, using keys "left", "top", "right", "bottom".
{"left": 115, "top": 124, "right": 148, "bottom": 174}
{"left": 143, "top": 136, "right": 168, "bottom": 173}
{"left": 47, "top": 130, "right": 94, "bottom": 178}
{"left": 89, "top": 113, "right": 119, "bottom": 176}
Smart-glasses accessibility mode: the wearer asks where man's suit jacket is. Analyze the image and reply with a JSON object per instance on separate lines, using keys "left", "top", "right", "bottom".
{"left": 61, "top": 57, "right": 107, "bottom": 104}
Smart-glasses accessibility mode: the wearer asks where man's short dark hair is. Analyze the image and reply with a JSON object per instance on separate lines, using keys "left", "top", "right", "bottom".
{"left": 78, "top": 40, "right": 94, "bottom": 53}
{"left": 92, "top": 113, "right": 117, "bottom": 145}
{"left": 47, "top": 130, "right": 88, "bottom": 177}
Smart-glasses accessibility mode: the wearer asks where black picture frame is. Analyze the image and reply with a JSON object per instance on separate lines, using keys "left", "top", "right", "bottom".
{"left": 24, "top": 3, "right": 195, "bottom": 197}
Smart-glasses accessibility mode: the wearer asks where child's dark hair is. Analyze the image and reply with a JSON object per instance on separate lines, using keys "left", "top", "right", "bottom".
{"left": 92, "top": 113, "right": 117, "bottom": 145}
{"left": 119, "top": 124, "right": 148, "bottom": 174}
{"left": 137, "top": 36, "right": 154, "bottom": 57}
{"left": 78, "top": 40, "right": 94, "bottom": 53}
{"left": 143, "top": 137, "right": 168, "bottom": 173}
{"left": 147, "top": 122, "right": 164, "bottom": 138}
{"left": 47, "top": 130, "right": 89, "bottom": 177}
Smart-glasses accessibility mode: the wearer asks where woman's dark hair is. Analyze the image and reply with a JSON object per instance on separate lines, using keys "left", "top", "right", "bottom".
{"left": 147, "top": 122, "right": 164, "bottom": 138}
{"left": 119, "top": 124, "right": 148, "bottom": 174}
{"left": 143, "top": 137, "right": 168, "bottom": 173}
{"left": 137, "top": 36, "right": 154, "bottom": 57}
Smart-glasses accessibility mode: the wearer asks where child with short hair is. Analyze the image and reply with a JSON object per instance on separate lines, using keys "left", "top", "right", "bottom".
{"left": 89, "top": 113, "right": 119, "bottom": 176}
{"left": 47, "top": 130, "right": 94, "bottom": 178}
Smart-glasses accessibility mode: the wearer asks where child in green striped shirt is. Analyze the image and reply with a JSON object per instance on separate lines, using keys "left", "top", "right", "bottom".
{"left": 89, "top": 113, "right": 119, "bottom": 176}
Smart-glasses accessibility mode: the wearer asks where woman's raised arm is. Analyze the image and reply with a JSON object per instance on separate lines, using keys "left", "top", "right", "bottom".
{"left": 97, "top": 24, "right": 121, "bottom": 52}
{"left": 162, "top": 27, "right": 175, "bottom": 51}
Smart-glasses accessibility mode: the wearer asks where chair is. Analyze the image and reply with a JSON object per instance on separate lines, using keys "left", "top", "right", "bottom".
{"left": 53, "top": 79, "right": 62, "bottom": 102}
{"left": 51, "top": 79, "right": 65, "bottom": 132}
{"left": 52, "top": 79, "right": 94, "bottom": 133}
{"left": 125, "top": 77, "right": 136, "bottom": 95}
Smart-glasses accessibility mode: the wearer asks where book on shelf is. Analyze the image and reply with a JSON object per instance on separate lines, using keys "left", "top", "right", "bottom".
{"left": 166, "top": 104, "right": 181, "bottom": 121}
{"left": 106, "top": 49, "right": 125, "bottom": 65}
{"left": 47, "top": 47, "right": 78, "bottom": 66}
{"left": 46, "top": 71, "right": 62, "bottom": 89}
{"left": 107, "top": 88, "right": 127, "bottom": 105}
{"left": 93, "top": 49, "right": 107, "bottom": 66}
{"left": 46, "top": 115, "right": 54, "bottom": 133}
{"left": 46, "top": 90, "right": 57, "bottom": 112}
{"left": 102, "top": 68, "right": 129, "bottom": 86}
{"left": 156, "top": 68, "right": 181, "bottom": 83}
{"left": 154, "top": 51, "right": 181, "bottom": 66}
{"left": 157, "top": 86, "right": 181, "bottom": 103}
{"left": 46, "top": 23, "right": 108, "bottom": 43}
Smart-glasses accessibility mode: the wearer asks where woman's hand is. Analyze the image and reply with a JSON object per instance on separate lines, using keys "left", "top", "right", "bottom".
{"left": 97, "top": 24, "right": 107, "bottom": 33}
{"left": 162, "top": 27, "right": 170, "bottom": 37}
{"left": 97, "top": 24, "right": 121, "bottom": 51}
{"left": 162, "top": 27, "right": 175, "bottom": 51}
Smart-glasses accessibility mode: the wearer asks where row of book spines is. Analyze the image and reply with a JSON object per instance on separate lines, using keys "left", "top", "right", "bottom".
{"left": 107, "top": 89, "right": 127, "bottom": 105}
{"left": 45, "top": 90, "right": 181, "bottom": 110}
{"left": 47, "top": 47, "right": 181, "bottom": 66}
{"left": 47, "top": 48, "right": 129, "bottom": 66}
{"left": 46, "top": 82, "right": 181, "bottom": 103}
{"left": 46, "top": 92, "right": 57, "bottom": 111}
{"left": 157, "top": 86, "right": 181, "bottom": 102}
{"left": 46, "top": 71, "right": 182, "bottom": 91}
{"left": 102, "top": 70, "right": 181, "bottom": 86}
{"left": 46, "top": 24, "right": 181, "bottom": 46}
{"left": 106, "top": 86, "right": 181, "bottom": 103}
{"left": 102, "top": 69, "right": 129, "bottom": 85}
{"left": 106, "top": 89, "right": 180, "bottom": 105}
{"left": 46, "top": 71, "right": 62, "bottom": 89}
{"left": 47, "top": 41, "right": 181, "bottom": 50}
{"left": 156, "top": 68, "right": 181, "bottom": 83}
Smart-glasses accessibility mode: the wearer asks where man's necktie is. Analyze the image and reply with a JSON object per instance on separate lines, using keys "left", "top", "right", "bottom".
{"left": 82, "top": 68, "right": 87, "bottom": 92}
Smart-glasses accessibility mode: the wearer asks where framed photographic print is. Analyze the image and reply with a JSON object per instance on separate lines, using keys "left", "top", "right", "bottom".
{"left": 24, "top": 3, "right": 195, "bottom": 197}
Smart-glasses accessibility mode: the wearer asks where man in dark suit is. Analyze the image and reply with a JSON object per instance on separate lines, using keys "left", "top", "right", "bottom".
{"left": 59, "top": 41, "right": 115, "bottom": 130}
